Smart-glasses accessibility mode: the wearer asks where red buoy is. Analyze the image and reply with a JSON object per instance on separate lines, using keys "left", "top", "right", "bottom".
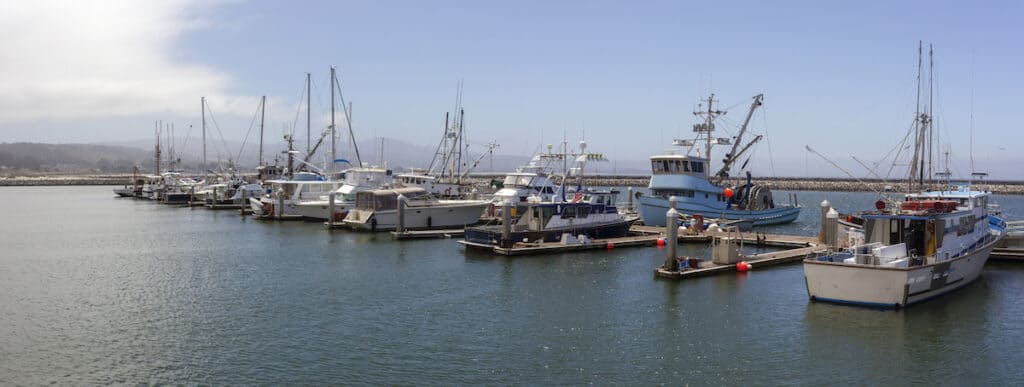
{"left": 606, "top": 242, "right": 615, "bottom": 250}
{"left": 736, "top": 261, "right": 750, "bottom": 272}
{"left": 723, "top": 188, "right": 734, "bottom": 199}
{"left": 656, "top": 238, "right": 666, "bottom": 247}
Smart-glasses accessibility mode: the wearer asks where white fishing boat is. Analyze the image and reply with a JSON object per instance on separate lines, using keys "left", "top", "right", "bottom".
{"left": 342, "top": 187, "right": 490, "bottom": 231}
{"left": 805, "top": 186, "right": 1003, "bottom": 308}
{"left": 637, "top": 94, "right": 800, "bottom": 226}
{"left": 804, "top": 43, "right": 1005, "bottom": 308}
{"left": 463, "top": 140, "right": 635, "bottom": 247}
{"left": 248, "top": 172, "right": 343, "bottom": 219}
{"left": 293, "top": 167, "right": 393, "bottom": 221}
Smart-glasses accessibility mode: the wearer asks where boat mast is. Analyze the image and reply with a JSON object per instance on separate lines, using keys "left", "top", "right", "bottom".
{"left": 201, "top": 96, "right": 207, "bottom": 178}
{"left": 154, "top": 121, "right": 161, "bottom": 174}
{"left": 332, "top": 68, "right": 362, "bottom": 168}
{"left": 306, "top": 72, "right": 312, "bottom": 156}
{"left": 927, "top": 44, "right": 934, "bottom": 187}
{"left": 259, "top": 95, "right": 266, "bottom": 166}
{"left": 692, "top": 94, "right": 724, "bottom": 178}
{"left": 330, "top": 66, "right": 337, "bottom": 172}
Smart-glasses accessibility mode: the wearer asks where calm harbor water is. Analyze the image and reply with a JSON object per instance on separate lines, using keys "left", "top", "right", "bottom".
{"left": 1, "top": 186, "right": 1023, "bottom": 384}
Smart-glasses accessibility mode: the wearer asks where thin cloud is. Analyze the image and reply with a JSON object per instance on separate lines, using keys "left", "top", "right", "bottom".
{"left": 0, "top": 0, "right": 246, "bottom": 123}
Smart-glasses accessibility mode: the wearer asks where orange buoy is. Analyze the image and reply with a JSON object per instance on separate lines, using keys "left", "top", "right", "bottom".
{"left": 656, "top": 238, "right": 666, "bottom": 247}
{"left": 606, "top": 242, "right": 615, "bottom": 250}
{"left": 723, "top": 187, "right": 734, "bottom": 199}
{"left": 736, "top": 261, "right": 750, "bottom": 272}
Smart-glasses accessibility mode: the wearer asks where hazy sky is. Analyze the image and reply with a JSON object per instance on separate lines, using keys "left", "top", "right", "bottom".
{"left": 1, "top": 0, "right": 1021, "bottom": 178}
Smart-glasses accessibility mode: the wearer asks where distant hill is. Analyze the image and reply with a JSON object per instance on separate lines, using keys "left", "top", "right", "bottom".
{"left": 0, "top": 142, "right": 153, "bottom": 173}
{"left": 0, "top": 137, "right": 653, "bottom": 175}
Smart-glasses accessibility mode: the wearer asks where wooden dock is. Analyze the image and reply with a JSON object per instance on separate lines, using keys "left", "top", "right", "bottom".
{"left": 654, "top": 245, "right": 827, "bottom": 279}
{"left": 458, "top": 234, "right": 663, "bottom": 256}
{"left": 629, "top": 225, "right": 818, "bottom": 248}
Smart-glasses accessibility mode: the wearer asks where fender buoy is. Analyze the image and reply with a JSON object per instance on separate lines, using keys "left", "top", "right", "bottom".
{"left": 736, "top": 261, "right": 752, "bottom": 272}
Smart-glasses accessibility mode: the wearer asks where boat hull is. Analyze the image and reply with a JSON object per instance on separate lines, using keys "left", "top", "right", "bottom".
{"left": 638, "top": 195, "right": 799, "bottom": 227}
{"left": 803, "top": 238, "right": 999, "bottom": 308}
{"left": 293, "top": 200, "right": 353, "bottom": 221}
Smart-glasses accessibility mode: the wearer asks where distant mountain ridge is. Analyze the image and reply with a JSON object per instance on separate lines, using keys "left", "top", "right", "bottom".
{"left": 2, "top": 138, "right": 653, "bottom": 175}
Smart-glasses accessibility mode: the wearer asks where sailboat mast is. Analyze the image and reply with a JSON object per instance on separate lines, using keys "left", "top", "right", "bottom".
{"left": 201, "top": 97, "right": 207, "bottom": 177}
{"left": 927, "top": 44, "right": 934, "bottom": 186}
{"left": 259, "top": 95, "right": 266, "bottom": 166}
{"left": 306, "top": 72, "right": 312, "bottom": 155}
{"left": 330, "top": 66, "right": 337, "bottom": 172}
{"left": 154, "top": 121, "right": 161, "bottom": 174}
{"left": 704, "top": 94, "right": 713, "bottom": 173}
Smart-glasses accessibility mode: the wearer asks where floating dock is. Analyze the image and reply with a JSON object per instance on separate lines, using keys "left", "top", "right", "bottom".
{"left": 654, "top": 245, "right": 827, "bottom": 279}
{"left": 459, "top": 234, "right": 662, "bottom": 256}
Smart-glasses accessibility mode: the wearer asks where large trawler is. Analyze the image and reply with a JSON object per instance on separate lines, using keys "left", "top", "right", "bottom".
{"left": 637, "top": 94, "right": 799, "bottom": 227}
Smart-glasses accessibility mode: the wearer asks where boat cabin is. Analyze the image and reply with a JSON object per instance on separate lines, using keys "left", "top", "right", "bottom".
{"left": 353, "top": 187, "right": 428, "bottom": 211}
{"left": 650, "top": 155, "right": 706, "bottom": 176}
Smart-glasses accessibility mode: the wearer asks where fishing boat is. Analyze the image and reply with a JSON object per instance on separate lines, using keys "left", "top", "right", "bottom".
{"left": 463, "top": 140, "right": 635, "bottom": 247}
{"left": 637, "top": 94, "right": 800, "bottom": 227}
{"left": 804, "top": 43, "right": 1004, "bottom": 308}
{"left": 248, "top": 172, "right": 343, "bottom": 219}
{"left": 342, "top": 187, "right": 490, "bottom": 231}
{"left": 293, "top": 167, "right": 393, "bottom": 221}
{"left": 805, "top": 185, "right": 1003, "bottom": 308}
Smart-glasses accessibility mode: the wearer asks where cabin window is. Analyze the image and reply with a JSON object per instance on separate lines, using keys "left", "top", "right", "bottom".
{"left": 562, "top": 206, "right": 576, "bottom": 218}
{"left": 690, "top": 161, "right": 704, "bottom": 173}
{"left": 543, "top": 187, "right": 554, "bottom": 194}
{"left": 682, "top": 162, "right": 690, "bottom": 172}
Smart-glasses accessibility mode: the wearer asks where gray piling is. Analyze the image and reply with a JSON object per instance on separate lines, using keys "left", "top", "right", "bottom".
{"left": 396, "top": 194, "right": 407, "bottom": 233}
{"left": 818, "top": 199, "right": 830, "bottom": 242}
{"left": 664, "top": 196, "right": 679, "bottom": 270}
{"left": 825, "top": 207, "right": 839, "bottom": 248}
{"left": 328, "top": 192, "right": 336, "bottom": 227}
{"left": 626, "top": 187, "right": 634, "bottom": 213}
{"left": 501, "top": 200, "right": 512, "bottom": 248}
{"left": 277, "top": 190, "right": 285, "bottom": 219}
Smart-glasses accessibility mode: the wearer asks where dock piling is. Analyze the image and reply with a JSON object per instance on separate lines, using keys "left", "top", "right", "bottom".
{"left": 277, "top": 190, "right": 285, "bottom": 220}
{"left": 818, "top": 200, "right": 830, "bottom": 242}
{"left": 396, "top": 194, "right": 407, "bottom": 233}
{"left": 328, "top": 193, "right": 336, "bottom": 227}
{"left": 501, "top": 200, "right": 512, "bottom": 248}
{"left": 664, "top": 196, "right": 678, "bottom": 270}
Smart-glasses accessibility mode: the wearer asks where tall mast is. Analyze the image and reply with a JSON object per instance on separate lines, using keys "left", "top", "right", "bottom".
{"left": 330, "top": 66, "right": 337, "bottom": 172}
{"left": 154, "top": 121, "right": 161, "bottom": 174}
{"left": 306, "top": 72, "right": 312, "bottom": 155}
{"left": 927, "top": 44, "right": 934, "bottom": 186}
{"left": 909, "top": 41, "right": 923, "bottom": 191}
{"left": 692, "top": 94, "right": 724, "bottom": 178}
{"left": 201, "top": 97, "right": 207, "bottom": 177}
{"left": 258, "top": 96, "right": 266, "bottom": 166}
{"left": 332, "top": 68, "right": 362, "bottom": 167}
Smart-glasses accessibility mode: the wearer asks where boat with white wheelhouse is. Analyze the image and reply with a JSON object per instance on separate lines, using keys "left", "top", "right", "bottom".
{"left": 248, "top": 172, "right": 343, "bottom": 220}
{"left": 463, "top": 188, "right": 633, "bottom": 247}
{"left": 293, "top": 167, "right": 394, "bottom": 221}
{"left": 342, "top": 187, "right": 490, "bottom": 231}
{"left": 805, "top": 185, "right": 1003, "bottom": 308}
{"left": 638, "top": 94, "right": 799, "bottom": 226}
